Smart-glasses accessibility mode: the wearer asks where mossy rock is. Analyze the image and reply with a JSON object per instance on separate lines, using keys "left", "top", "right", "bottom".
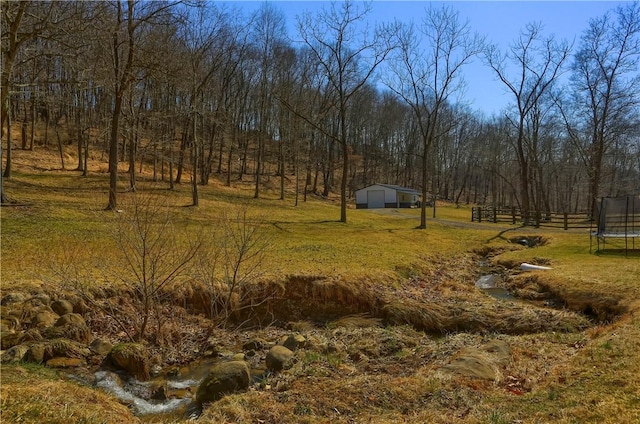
{"left": 31, "top": 310, "right": 59, "bottom": 328}
{"left": 109, "top": 343, "right": 151, "bottom": 381}
{"left": 89, "top": 338, "right": 113, "bottom": 356}
{"left": 27, "top": 343, "right": 46, "bottom": 364}
{"left": 1, "top": 344, "right": 29, "bottom": 364}
{"left": 20, "top": 328, "right": 44, "bottom": 343}
{"left": 51, "top": 299, "right": 74, "bottom": 316}
{"left": 55, "top": 313, "right": 86, "bottom": 327}
{"left": 195, "top": 361, "right": 251, "bottom": 405}
{"left": 281, "top": 334, "right": 306, "bottom": 351}
{"left": 266, "top": 345, "right": 294, "bottom": 371}
{"left": 1, "top": 331, "right": 23, "bottom": 350}
{"left": 42, "top": 321, "right": 91, "bottom": 344}
{"left": 46, "top": 357, "right": 85, "bottom": 368}
{"left": 43, "top": 338, "right": 90, "bottom": 361}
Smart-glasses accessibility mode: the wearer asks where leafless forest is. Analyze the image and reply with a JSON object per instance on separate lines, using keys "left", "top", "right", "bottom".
{"left": 2, "top": 1, "right": 639, "bottom": 222}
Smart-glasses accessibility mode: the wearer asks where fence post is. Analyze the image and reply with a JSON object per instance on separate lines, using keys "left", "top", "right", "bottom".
{"left": 535, "top": 211, "right": 541, "bottom": 228}
{"left": 564, "top": 212, "right": 568, "bottom": 230}
{"left": 478, "top": 208, "right": 482, "bottom": 223}
{"left": 511, "top": 207, "right": 516, "bottom": 225}
{"left": 493, "top": 206, "right": 497, "bottom": 223}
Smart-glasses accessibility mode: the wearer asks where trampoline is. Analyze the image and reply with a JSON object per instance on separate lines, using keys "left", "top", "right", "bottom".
{"left": 590, "top": 195, "right": 640, "bottom": 254}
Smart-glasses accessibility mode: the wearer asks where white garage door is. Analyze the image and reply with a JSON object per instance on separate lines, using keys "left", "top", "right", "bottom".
{"left": 367, "top": 190, "right": 385, "bottom": 208}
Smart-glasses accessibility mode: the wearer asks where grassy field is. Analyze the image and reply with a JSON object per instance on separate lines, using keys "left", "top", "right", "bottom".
{"left": 1, "top": 146, "right": 640, "bottom": 423}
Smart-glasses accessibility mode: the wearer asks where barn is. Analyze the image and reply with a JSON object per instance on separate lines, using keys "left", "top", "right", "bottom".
{"left": 355, "top": 184, "right": 420, "bottom": 209}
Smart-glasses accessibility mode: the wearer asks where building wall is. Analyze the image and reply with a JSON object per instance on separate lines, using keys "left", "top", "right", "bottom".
{"left": 355, "top": 185, "right": 398, "bottom": 208}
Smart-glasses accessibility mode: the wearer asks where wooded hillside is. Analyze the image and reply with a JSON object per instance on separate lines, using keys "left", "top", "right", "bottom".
{"left": 2, "top": 1, "right": 639, "bottom": 222}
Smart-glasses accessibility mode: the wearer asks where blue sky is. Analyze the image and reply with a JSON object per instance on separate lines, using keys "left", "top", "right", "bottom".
{"left": 223, "top": 1, "right": 631, "bottom": 115}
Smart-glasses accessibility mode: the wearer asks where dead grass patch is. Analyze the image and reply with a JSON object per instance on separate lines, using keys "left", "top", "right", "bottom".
{"left": 0, "top": 364, "right": 138, "bottom": 424}
{"left": 506, "top": 273, "right": 627, "bottom": 323}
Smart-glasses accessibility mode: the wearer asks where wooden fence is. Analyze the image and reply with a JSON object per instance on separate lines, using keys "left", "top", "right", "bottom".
{"left": 471, "top": 206, "right": 592, "bottom": 230}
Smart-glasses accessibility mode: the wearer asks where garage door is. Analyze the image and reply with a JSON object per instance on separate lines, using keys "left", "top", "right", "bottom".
{"left": 367, "top": 190, "right": 385, "bottom": 208}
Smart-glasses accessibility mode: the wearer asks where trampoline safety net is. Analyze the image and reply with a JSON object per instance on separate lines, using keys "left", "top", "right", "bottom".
{"left": 590, "top": 195, "right": 640, "bottom": 254}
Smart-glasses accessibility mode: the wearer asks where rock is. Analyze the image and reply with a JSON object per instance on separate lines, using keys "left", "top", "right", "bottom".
{"left": 43, "top": 339, "right": 91, "bottom": 362}
{"left": 150, "top": 381, "right": 169, "bottom": 401}
{"left": 1, "top": 344, "right": 29, "bottom": 364}
{"left": 1, "top": 331, "right": 23, "bottom": 350}
{"left": 0, "top": 318, "right": 17, "bottom": 333}
{"left": 55, "top": 313, "right": 86, "bottom": 327}
{"left": 195, "top": 361, "right": 251, "bottom": 405}
{"left": 443, "top": 353, "right": 497, "bottom": 381}
{"left": 20, "top": 328, "right": 44, "bottom": 343}
{"left": 266, "top": 345, "right": 294, "bottom": 371}
{"left": 51, "top": 299, "right": 74, "bottom": 316}
{"left": 29, "top": 293, "right": 51, "bottom": 307}
{"left": 27, "top": 343, "right": 45, "bottom": 363}
{"left": 89, "top": 338, "right": 113, "bottom": 356}
{"left": 109, "top": 343, "right": 151, "bottom": 381}
{"left": 43, "top": 313, "right": 91, "bottom": 344}
{"left": 482, "top": 340, "right": 511, "bottom": 363}
{"left": 63, "top": 294, "right": 89, "bottom": 314}
{"left": 242, "top": 338, "right": 267, "bottom": 351}
{"left": 232, "top": 353, "right": 245, "bottom": 361}
{"left": 46, "top": 357, "right": 85, "bottom": 368}
{"left": 150, "top": 364, "right": 163, "bottom": 377}
{"left": 282, "top": 334, "right": 306, "bottom": 351}
{"left": 1, "top": 292, "right": 27, "bottom": 306}
{"left": 31, "top": 311, "right": 59, "bottom": 328}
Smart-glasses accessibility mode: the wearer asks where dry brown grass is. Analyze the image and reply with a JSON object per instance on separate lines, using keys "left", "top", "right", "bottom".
{"left": 0, "top": 364, "right": 138, "bottom": 424}
{"left": 3, "top": 146, "right": 640, "bottom": 424}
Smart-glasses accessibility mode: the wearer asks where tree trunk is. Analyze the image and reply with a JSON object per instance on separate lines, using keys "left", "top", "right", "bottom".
{"left": 107, "top": 92, "right": 123, "bottom": 210}
{"left": 3, "top": 105, "right": 12, "bottom": 180}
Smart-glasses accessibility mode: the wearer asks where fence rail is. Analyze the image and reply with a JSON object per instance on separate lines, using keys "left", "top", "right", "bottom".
{"left": 471, "top": 206, "right": 591, "bottom": 230}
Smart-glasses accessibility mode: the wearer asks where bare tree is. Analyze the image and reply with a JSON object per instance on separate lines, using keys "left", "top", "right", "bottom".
{"left": 561, "top": 3, "right": 640, "bottom": 211}
{"left": 104, "top": 0, "right": 179, "bottom": 211}
{"left": 386, "top": 5, "right": 483, "bottom": 228}
{"left": 485, "top": 22, "right": 570, "bottom": 222}
{"left": 296, "top": 0, "right": 396, "bottom": 223}
{"left": 251, "top": 3, "right": 287, "bottom": 199}
{"left": 193, "top": 204, "right": 271, "bottom": 328}
{"left": 108, "top": 193, "right": 200, "bottom": 341}
{"left": 1, "top": 1, "right": 58, "bottom": 202}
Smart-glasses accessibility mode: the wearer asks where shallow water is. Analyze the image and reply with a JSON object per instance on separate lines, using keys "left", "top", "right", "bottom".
{"left": 475, "top": 274, "right": 515, "bottom": 301}
{"left": 92, "top": 356, "right": 268, "bottom": 420}
{"left": 95, "top": 370, "right": 193, "bottom": 416}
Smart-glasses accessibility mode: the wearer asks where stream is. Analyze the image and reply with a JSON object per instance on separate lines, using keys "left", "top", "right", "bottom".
{"left": 475, "top": 273, "right": 515, "bottom": 301}
{"left": 87, "top": 355, "right": 268, "bottom": 421}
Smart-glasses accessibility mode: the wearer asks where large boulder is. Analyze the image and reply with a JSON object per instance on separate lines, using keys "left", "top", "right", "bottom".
{"left": 266, "top": 345, "right": 294, "bottom": 372}
{"left": 195, "top": 361, "right": 251, "bottom": 405}
{"left": 109, "top": 343, "right": 151, "bottom": 381}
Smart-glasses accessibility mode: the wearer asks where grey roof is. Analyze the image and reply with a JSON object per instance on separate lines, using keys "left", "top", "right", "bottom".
{"left": 360, "top": 184, "right": 420, "bottom": 195}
